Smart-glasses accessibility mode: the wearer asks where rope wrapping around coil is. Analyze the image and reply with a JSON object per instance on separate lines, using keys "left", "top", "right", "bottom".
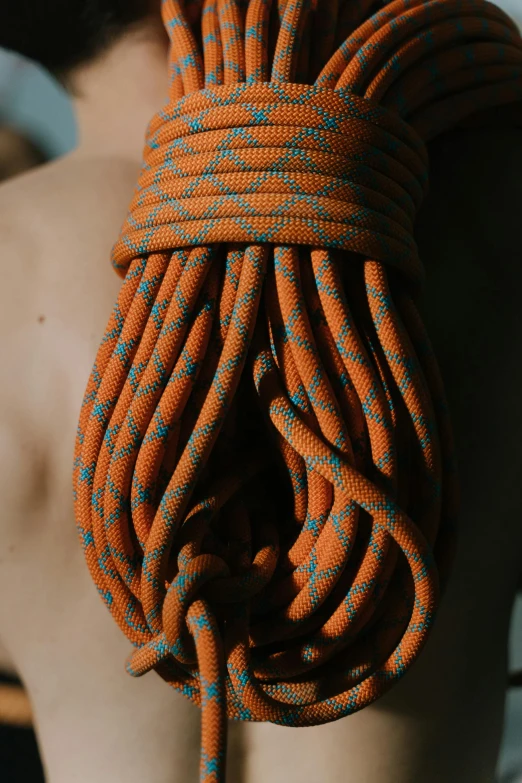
{"left": 73, "top": 0, "right": 522, "bottom": 780}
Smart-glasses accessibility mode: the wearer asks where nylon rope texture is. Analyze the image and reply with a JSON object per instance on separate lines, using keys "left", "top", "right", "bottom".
{"left": 73, "top": 1, "right": 522, "bottom": 780}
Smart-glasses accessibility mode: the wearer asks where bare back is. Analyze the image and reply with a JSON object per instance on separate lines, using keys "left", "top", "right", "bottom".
{"left": 0, "top": 150, "right": 201, "bottom": 782}
{"left": 0, "top": 127, "right": 521, "bottom": 783}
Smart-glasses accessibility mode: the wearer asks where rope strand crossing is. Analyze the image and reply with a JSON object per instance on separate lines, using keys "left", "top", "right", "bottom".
{"left": 73, "top": 1, "right": 522, "bottom": 780}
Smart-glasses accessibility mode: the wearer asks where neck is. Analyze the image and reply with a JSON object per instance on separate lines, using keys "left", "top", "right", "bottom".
{"left": 71, "top": 22, "right": 170, "bottom": 162}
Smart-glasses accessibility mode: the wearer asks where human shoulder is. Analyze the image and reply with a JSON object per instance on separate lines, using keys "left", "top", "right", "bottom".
{"left": 0, "top": 149, "right": 135, "bottom": 344}
{"left": 0, "top": 151, "right": 132, "bottom": 525}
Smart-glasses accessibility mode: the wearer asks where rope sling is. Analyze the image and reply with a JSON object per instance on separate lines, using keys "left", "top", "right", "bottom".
{"left": 73, "top": 0, "right": 522, "bottom": 780}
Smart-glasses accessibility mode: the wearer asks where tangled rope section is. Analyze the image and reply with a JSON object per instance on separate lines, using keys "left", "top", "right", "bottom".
{"left": 73, "top": 0, "right": 522, "bottom": 780}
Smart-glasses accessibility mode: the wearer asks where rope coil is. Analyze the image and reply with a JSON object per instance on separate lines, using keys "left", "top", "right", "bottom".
{"left": 114, "top": 83, "right": 427, "bottom": 280}
{"left": 73, "top": 0, "right": 522, "bottom": 780}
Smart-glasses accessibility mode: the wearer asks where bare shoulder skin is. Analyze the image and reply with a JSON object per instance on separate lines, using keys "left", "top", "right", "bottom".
{"left": 0, "top": 149, "right": 205, "bottom": 783}
{"left": 0, "top": 25, "right": 521, "bottom": 783}
{"left": 0, "top": 33, "right": 202, "bottom": 783}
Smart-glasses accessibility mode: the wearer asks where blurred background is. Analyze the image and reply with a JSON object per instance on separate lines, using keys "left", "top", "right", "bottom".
{"left": 0, "top": 5, "right": 521, "bottom": 779}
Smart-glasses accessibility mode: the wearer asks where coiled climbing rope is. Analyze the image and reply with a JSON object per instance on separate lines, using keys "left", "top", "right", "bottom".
{"left": 73, "top": 0, "right": 522, "bottom": 780}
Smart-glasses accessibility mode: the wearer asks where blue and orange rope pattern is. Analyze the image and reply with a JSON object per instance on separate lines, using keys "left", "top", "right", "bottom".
{"left": 73, "top": 0, "right": 522, "bottom": 780}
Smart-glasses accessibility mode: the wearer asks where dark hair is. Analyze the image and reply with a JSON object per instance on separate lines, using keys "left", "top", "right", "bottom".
{"left": 0, "top": 1, "right": 151, "bottom": 75}
{"left": 0, "top": 125, "right": 47, "bottom": 181}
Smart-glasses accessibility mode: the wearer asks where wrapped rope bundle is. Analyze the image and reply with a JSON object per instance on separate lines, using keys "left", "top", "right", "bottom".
{"left": 73, "top": 0, "right": 522, "bottom": 780}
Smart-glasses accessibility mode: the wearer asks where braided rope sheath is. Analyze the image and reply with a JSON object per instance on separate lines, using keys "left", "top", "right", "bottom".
{"left": 73, "top": 0, "right": 522, "bottom": 780}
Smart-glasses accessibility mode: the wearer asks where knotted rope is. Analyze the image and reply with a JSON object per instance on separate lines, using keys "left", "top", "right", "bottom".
{"left": 73, "top": 0, "right": 522, "bottom": 780}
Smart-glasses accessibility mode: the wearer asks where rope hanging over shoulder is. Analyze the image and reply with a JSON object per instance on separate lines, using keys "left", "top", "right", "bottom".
{"left": 73, "top": 1, "right": 522, "bottom": 780}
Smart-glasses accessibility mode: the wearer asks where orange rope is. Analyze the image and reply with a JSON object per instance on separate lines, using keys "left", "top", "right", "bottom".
{"left": 0, "top": 683, "right": 32, "bottom": 728}
{"left": 73, "top": 1, "right": 522, "bottom": 780}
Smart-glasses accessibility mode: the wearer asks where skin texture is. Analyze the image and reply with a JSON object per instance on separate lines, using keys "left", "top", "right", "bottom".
{"left": 0, "top": 22, "right": 521, "bottom": 783}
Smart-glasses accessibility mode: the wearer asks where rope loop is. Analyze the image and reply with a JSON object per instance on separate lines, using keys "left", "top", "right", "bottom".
{"left": 113, "top": 83, "right": 428, "bottom": 284}
{"left": 163, "top": 554, "right": 231, "bottom": 664}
